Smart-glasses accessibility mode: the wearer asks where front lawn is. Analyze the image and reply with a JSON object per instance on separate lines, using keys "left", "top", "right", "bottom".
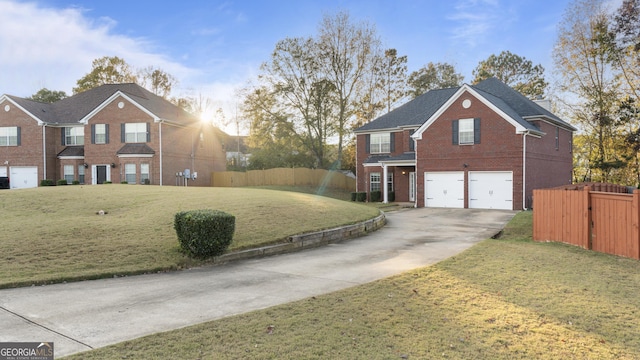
{"left": 66, "top": 211, "right": 640, "bottom": 359}
{"left": 0, "top": 185, "right": 379, "bottom": 288}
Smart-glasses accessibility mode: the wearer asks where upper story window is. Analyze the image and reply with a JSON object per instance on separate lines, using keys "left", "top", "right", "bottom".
{"left": 452, "top": 118, "right": 480, "bottom": 145}
{"left": 0, "top": 126, "right": 19, "bottom": 146}
{"left": 123, "top": 123, "right": 149, "bottom": 143}
{"left": 370, "top": 133, "right": 391, "bottom": 153}
{"left": 65, "top": 127, "right": 84, "bottom": 145}
{"left": 92, "top": 124, "right": 109, "bottom": 144}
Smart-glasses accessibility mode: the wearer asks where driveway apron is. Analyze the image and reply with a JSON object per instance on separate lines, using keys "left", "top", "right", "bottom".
{"left": 0, "top": 208, "right": 516, "bottom": 357}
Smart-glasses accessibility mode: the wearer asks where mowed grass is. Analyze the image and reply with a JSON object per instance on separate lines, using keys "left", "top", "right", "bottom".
{"left": 0, "top": 185, "right": 379, "bottom": 288}
{"left": 66, "top": 211, "right": 640, "bottom": 359}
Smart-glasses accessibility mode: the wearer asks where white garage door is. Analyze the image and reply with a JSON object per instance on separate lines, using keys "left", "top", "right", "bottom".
{"left": 10, "top": 166, "right": 38, "bottom": 189}
{"left": 468, "top": 171, "right": 513, "bottom": 210}
{"left": 424, "top": 172, "right": 464, "bottom": 208}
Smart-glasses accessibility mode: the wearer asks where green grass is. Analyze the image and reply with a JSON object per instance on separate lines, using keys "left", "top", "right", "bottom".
{"left": 0, "top": 185, "right": 379, "bottom": 288}
{"left": 65, "top": 211, "right": 640, "bottom": 359}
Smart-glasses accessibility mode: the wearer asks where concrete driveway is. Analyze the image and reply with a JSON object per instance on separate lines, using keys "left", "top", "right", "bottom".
{"left": 0, "top": 207, "right": 516, "bottom": 357}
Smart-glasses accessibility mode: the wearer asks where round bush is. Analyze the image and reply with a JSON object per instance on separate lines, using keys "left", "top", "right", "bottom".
{"left": 174, "top": 209, "right": 236, "bottom": 258}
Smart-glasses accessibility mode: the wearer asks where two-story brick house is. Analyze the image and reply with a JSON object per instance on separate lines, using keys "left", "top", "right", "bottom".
{"left": 354, "top": 77, "right": 576, "bottom": 210}
{"left": 0, "top": 84, "right": 226, "bottom": 188}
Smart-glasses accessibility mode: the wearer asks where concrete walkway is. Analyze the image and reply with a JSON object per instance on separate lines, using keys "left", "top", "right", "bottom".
{"left": 0, "top": 207, "right": 516, "bottom": 358}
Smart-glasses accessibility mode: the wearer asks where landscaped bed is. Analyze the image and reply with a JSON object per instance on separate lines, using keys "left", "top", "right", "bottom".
{"left": 65, "top": 211, "right": 640, "bottom": 359}
{"left": 0, "top": 185, "right": 379, "bottom": 288}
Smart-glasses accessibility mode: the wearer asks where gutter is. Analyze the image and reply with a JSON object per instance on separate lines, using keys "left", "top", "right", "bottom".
{"left": 522, "top": 130, "right": 530, "bottom": 210}
{"left": 42, "top": 124, "right": 46, "bottom": 182}
{"left": 159, "top": 122, "right": 163, "bottom": 186}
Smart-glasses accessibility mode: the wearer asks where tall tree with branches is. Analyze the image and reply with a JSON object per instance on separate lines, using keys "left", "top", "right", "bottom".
{"left": 407, "top": 62, "right": 464, "bottom": 98}
{"left": 473, "top": 50, "right": 547, "bottom": 98}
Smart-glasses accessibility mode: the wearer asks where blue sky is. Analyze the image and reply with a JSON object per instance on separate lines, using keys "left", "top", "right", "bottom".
{"left": 0, "top": 0, "right": 574, "bottom": 125}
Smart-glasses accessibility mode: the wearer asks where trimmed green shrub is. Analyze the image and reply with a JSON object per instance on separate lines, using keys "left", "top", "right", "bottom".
{"left": 72, "top": 180, "right": 80, "bottom": 185}
{"left": 174, "top": 209, "right": 236, "bottom": 258}
{"left": 356, "top": 192, "right": 367, "bottom": 202}
{"left": 40, "top": 179, "right": 55, "bottom": 186}
{"left": 120, "top": 181, "right": 128, "bottom": 184}
{"left": 57, "top": 179, "right": 68, "bottom": 186}
{"left": 103, "top": 181, "right": 112, "bottom": 184}
{"left": 370, "top": 191, "right": 381, "bottom": 202}
{"left": 388, "top": 191, "right": 395, "bottom": 202}
{"left": 350, "top": 192, "right": 357, "bottom": 201}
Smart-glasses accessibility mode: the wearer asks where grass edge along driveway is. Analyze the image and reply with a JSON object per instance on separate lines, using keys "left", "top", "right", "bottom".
{"left": 65, "top": 211, "right": 640, "bottom": 360}
{"left": 0, "top": 185, "right": 379, "bottom": 289}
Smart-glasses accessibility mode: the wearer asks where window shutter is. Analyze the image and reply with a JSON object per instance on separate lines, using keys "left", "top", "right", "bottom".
{"left": 390, "top": 133, "right": 395, "bottom": 152}
{"left": 474, "top": 118, "right": 481, "bottom": 144}
{"left": 91, "top": 124, "right": 96, "bottom": 144}
{"left": 409, "top": 130, "right": 415, "bottom": 151}
{"left": 365, "top": 134, "right": 370, "bottom": 153}
{"left": 146, "top": 122, "right": 151, "bottom": 142}
{"left": 452, "top": 120, "right": 459, "bottom": 145}
{"left": 61, "top": 127, "right": 66, "bottom": 145}
{"left": 105, "top": 124, "right": 110, "bottom": 144}
{"left": 16, "top": 127, "right": 21, "bottom": 146}
{"left": 121, "top": 124, "right": 125, "bottom": 143}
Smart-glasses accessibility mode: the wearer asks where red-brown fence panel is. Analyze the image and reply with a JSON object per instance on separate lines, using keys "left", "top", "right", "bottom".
{"left": 591, "top": 191, "right": 640, "bottom": 259}
{"left": 533, "top": 187, "right": 590, "bottom": 249}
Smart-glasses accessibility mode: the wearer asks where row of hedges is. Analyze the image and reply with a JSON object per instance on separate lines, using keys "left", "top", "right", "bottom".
{"left": 350, "top": 191, "right": 395, "bottom": 202}
{"left": 41, "top": 179, "right": 85, "bottom": 186}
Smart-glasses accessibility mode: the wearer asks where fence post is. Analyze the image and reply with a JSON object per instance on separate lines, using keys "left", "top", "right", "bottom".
{"left": 584, "top": 185, "right": 592, "bottom": 250}
{"left": 634, "top": 189, "right": 640, "bottom": 259}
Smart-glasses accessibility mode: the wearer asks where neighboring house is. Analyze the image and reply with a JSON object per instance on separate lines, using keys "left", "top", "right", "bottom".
{"left": 0, "top": 84, "right": 226, "bottom": 188}
{"left": 354, "top": 77, "right": 576, "bottom": 210}
{"left": 224, "top": 135, "right": 251, "bottom": 168}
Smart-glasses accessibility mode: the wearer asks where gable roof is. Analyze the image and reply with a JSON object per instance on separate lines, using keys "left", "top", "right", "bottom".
{"left": 0, "top": 84, "right": 198, "bottom": 126}
{"left": 355, "top": 77, "right": 576, "bottom": 134}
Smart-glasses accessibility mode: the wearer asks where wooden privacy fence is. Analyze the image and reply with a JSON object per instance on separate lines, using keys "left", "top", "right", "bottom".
{"left": 533, "top": 185, "right": 640, "bottom": 259}
{"left": 211, "top": 168, "right": 356, "bottom": 191}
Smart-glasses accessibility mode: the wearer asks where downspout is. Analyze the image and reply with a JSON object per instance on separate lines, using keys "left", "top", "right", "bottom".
{"left": 42, "top": 124, "right": 46, "bottom": 182}
{"left": 159, "top": 121, "right": 163, "bottom": 186}
{"left": 382, "top": 163, "right": 388, "bottom": 203}
{"left": 414, "top": 136, "right": 418, "bottom": 208}
{"left": 522, "top": 131, "right": 529, "bottom": 210}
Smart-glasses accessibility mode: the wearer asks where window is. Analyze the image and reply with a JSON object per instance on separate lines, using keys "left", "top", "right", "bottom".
{"left": 387, "top": 173, "right": 394, "bottom": 192}
{"left": 370, "top": 133, "right": 390, "bottom": 153}
{"left": 64, "top": 165, "right": 74, "bottom": 184}
{"left": 452, "top": 118, "right": 480, "bottom": 145}
{"left": 370, "top": 172, "right": 381, "bottom": 192}
{"left": 65, "top": 127, "right": 84, "bottom": 145}
{"left": 93, "top": 124, "right": 108, "bottom": 144}
{"left": 0, "top": 127, "right": 19, "bottom": 146}
{"left": 458, "top": 119, "right": 474, "bottom": 144}
{"left": 125, "top": 164, "right": 136, "bottom": 184}
{"left": 140, "top": 164, "right": 149, "bottom": 184}
{"left": 124, "top": 123, "right": 148, "bottom": 143}
{"left": 78, "top": 165, "right": 85, "bottom": 184}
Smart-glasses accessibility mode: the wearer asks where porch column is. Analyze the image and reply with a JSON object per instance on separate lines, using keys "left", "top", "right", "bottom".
{"left": 383, "top": 164, "right": 388, "bottom": 203}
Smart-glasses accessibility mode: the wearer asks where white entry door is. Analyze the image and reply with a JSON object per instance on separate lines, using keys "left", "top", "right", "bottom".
{"left": 424, "top": 172, "right": 464, "bottom": 208}
{"left": 10, "top": 166, "right": 38, "bottom": 189}
{"left": 468, "top": 171, "right": 513, "bottom": 210}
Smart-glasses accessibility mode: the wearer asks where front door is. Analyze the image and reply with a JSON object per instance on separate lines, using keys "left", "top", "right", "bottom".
{"left": 409, "top": 172, "right": 416, "bottom": 202}
{"left": 96, "top": 165, "right": 107, "bottom": 184}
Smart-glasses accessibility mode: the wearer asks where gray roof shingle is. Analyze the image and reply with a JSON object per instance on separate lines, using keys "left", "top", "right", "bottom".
{"left": 355, "top": 77, "right": 576, "bottom": 133}
{"left": 116, "top": 143, "right": 156, "bottom": 155}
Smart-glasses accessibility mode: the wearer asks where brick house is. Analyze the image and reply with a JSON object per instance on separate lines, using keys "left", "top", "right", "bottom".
{"left": 354, "top": 77, "right": 576, "bottom": 210}
{"left": 0, "top": 84, "right": 226, "bottom": 188}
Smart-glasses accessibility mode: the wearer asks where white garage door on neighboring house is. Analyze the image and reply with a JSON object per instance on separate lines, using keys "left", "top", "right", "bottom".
{"left": 0, "top": 167, "right": 6, "bottom": 177}
{"left": 10, "top": 166, "right": 38, "bottom": 189}
{"left": 468, "top": 171, "right": 513, "bottom": 210}
{"left": 424, "top": 172, "right": 464, "bottom": 208}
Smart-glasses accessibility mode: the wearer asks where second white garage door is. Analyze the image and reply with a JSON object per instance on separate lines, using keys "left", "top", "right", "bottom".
{"left": 424, "top": 172, "right": 464, "bottom": 208}
{"left": 468, "top": 171, "right": 513, "bottom": 210}
{"left": 10, "top": 166, "right": 38, "bottom": 189}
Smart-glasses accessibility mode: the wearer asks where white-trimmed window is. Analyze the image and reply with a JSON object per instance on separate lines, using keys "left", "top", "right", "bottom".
{"left": 64, "top": 165, "right": 74, "bottom": 184}
{"left": 65, "top": 127, "right": 84, "bottom": 145}
{"left": 94, "top": 124, "right": 107, "bottom": 144}
{"left": 125, "top": 164, "right": 136, "bottom": 184}
{"left": 370, "top": 133, "right": 390, "bottom": 153}
{"left": 370, "top": 172, "right": 381, "bottom": 192}
{"left": 458, "top": 118, "right": 474, "bottom": 145}
{"left": 140, "top": 164, "right": 149, "bottom": 184}
{"left": 124, "top": 123, "right": 148, "bottom": 143}
{"left": 0, "top": 127, "right": 18, "bottom": 146}
{"left": 78, "top": 165, "right": 85, "bottom": 184}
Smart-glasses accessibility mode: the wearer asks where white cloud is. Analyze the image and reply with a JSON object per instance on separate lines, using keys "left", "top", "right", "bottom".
{"left": 447, "top": 0, "right": 506, "bottom": 47}
{"left": 0, "top": 0, "right": 194, "bottom": 97}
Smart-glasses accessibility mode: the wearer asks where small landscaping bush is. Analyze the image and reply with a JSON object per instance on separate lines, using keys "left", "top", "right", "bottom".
{"left": 120, "top": 181, "right": 128, "bottom": 184}
{"left": 72, "top": 180, "right": 80, "bottom": 185}
{"left": 103, "top": 181, "right": 112, "bottom": 184}
{"left": 350, "top": 192, "right": 357, "bottom": 201}
{"left": 174, "top": 209, "right": 236, "bottom": 258}
{"left": 388, "top": 191, "right": 395, "bottom": 202}
{"left": 57, "top": 179, "right": 68, "bottom": 186}
{"left": 40, "top": 179, "right": 55, "bottom": 186}
{"left": 370, "top": 190, "right": 381, "bottom": 202}
{"left": 356, "top": 192, "right": 367, "bottom": 202}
